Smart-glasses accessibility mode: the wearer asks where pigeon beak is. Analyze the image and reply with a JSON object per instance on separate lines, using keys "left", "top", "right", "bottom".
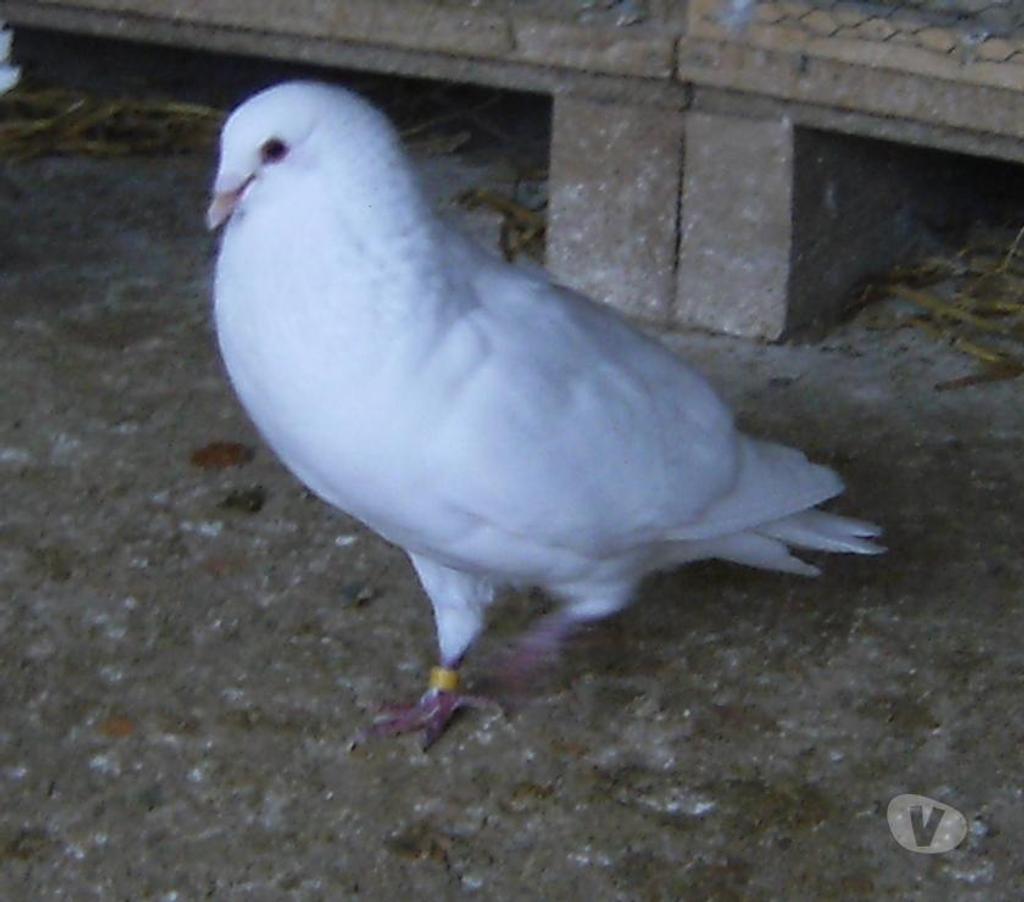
{"left": 206, "top": 173, "right": 254, "bottom": 231}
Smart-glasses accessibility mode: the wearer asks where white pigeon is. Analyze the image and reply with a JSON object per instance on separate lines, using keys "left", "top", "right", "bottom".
{"left": 208, "top": 82, "right": 882, "bottom": 747}
{"left": 0, "top": 23, "right": 19, "bottom": 95}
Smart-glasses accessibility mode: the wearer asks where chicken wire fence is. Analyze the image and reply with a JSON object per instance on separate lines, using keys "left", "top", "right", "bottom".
{"left": 750, "top": 0, "right": 1023, "bottom": 45}
{"left": 690, "top": 0, "right": 1024, "bottom": 75}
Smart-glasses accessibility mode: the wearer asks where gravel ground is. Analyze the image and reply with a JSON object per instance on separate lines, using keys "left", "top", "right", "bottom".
{"left": 1, "top": 41, "right": 1022, "bottom": 902}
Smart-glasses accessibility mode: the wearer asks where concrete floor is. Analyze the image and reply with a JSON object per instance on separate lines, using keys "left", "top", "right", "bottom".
{"left": 1, "top": 61, "right": 1023, "bottom": 901}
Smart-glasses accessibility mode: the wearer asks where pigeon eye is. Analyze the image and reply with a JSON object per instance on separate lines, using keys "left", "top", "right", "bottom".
{"left": 260, "top": 138, "right": 288, "bottom": 164}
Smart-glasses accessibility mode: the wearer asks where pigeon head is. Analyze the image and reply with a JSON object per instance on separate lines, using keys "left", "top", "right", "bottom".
{"left": 207, "top": 81, "right": 415, "bottom": 231}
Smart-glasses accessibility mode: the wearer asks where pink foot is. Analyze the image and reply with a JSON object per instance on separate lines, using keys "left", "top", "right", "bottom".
{"left": 497, "top": 614, "right": 577, "bottom": 698}
{"left": 356, "top": 689, "right": 496, "bottom": 750}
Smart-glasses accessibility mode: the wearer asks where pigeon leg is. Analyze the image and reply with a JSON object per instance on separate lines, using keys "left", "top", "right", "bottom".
{"left": 356, "top": 666, "right": 495, "bottom": 749}
{"left": 499, "top": 613, "right": 578, "bottom": 694}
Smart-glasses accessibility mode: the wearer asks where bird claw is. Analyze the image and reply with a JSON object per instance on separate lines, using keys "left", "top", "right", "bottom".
{"left": 355, "top": 689, "right": 498, "bottom": 750}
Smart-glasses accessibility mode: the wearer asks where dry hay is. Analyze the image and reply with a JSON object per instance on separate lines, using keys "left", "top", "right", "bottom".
{"left": 859, "top": 226, "right": 1024, "bottom": 391}
{"left": 456, "top": 184, "right": 546, "bottom": 263}
{"left": 0, "top": 85, "right": 224, "bottom": 159}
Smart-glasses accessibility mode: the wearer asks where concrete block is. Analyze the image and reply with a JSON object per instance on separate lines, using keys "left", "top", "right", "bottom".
{"left": 547, "top": 94, "right": 685, "bottom": 324}
{"left": 787, "top": 127, "right": 926, "bottom": 334}
{"left": 512, "top": 20, "right": 675, "bottom": 79}
{"left": 676, "top": 112, "right": 795, "bottom": 338}
{"left": 677, "top": 110, "right": 982, "bottom": 338}
{"left": 61, "top": 0, "right": 517, "bottom": 58}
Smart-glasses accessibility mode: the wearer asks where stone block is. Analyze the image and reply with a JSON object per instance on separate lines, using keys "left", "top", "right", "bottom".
{"left": 787, "top": 127, "right": 922, "bottom": 334}
{"left": 33, "top": 0, "right": 517, "bottom": 59}
{"left": 547, "top": 93, "right": 685, "bottom": 324}
{"left": 677, "top": 110, "right": 990, "bottom": 338}
{"left": 676, "top": 112, "right": 795, "bottom": 338}
{"left": 512, "top": 20, "right": 675, "bottom": 79}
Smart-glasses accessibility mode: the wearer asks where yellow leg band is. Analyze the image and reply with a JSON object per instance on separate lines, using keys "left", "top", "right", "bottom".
{"left": 428, "top": 666, "right": 460, "bottom": 692}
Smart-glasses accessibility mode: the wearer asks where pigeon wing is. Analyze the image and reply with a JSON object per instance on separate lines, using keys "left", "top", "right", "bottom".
{"left": 414, "top": 254, "right": 741, "bottom": 560}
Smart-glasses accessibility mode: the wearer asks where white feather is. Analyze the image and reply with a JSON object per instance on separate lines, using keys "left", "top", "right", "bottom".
{"left": 0, "top": 24, "right": 19, "bottom": 95}
{"left": 209, "top": 82, "right": 883, "bottom": 667}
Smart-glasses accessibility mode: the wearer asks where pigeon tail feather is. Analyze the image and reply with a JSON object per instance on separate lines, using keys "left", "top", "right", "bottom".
{"left": 756, "top": 509, "right": 885, "bottom": 556}
{"left": 691, "top": 509, "right": 883, "bottom": 579}
{"left": 671, "top": 437, "right": 844, "bottom": 542}
{"left": 696, "top": 531, "right": 823, "bottom": 577}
